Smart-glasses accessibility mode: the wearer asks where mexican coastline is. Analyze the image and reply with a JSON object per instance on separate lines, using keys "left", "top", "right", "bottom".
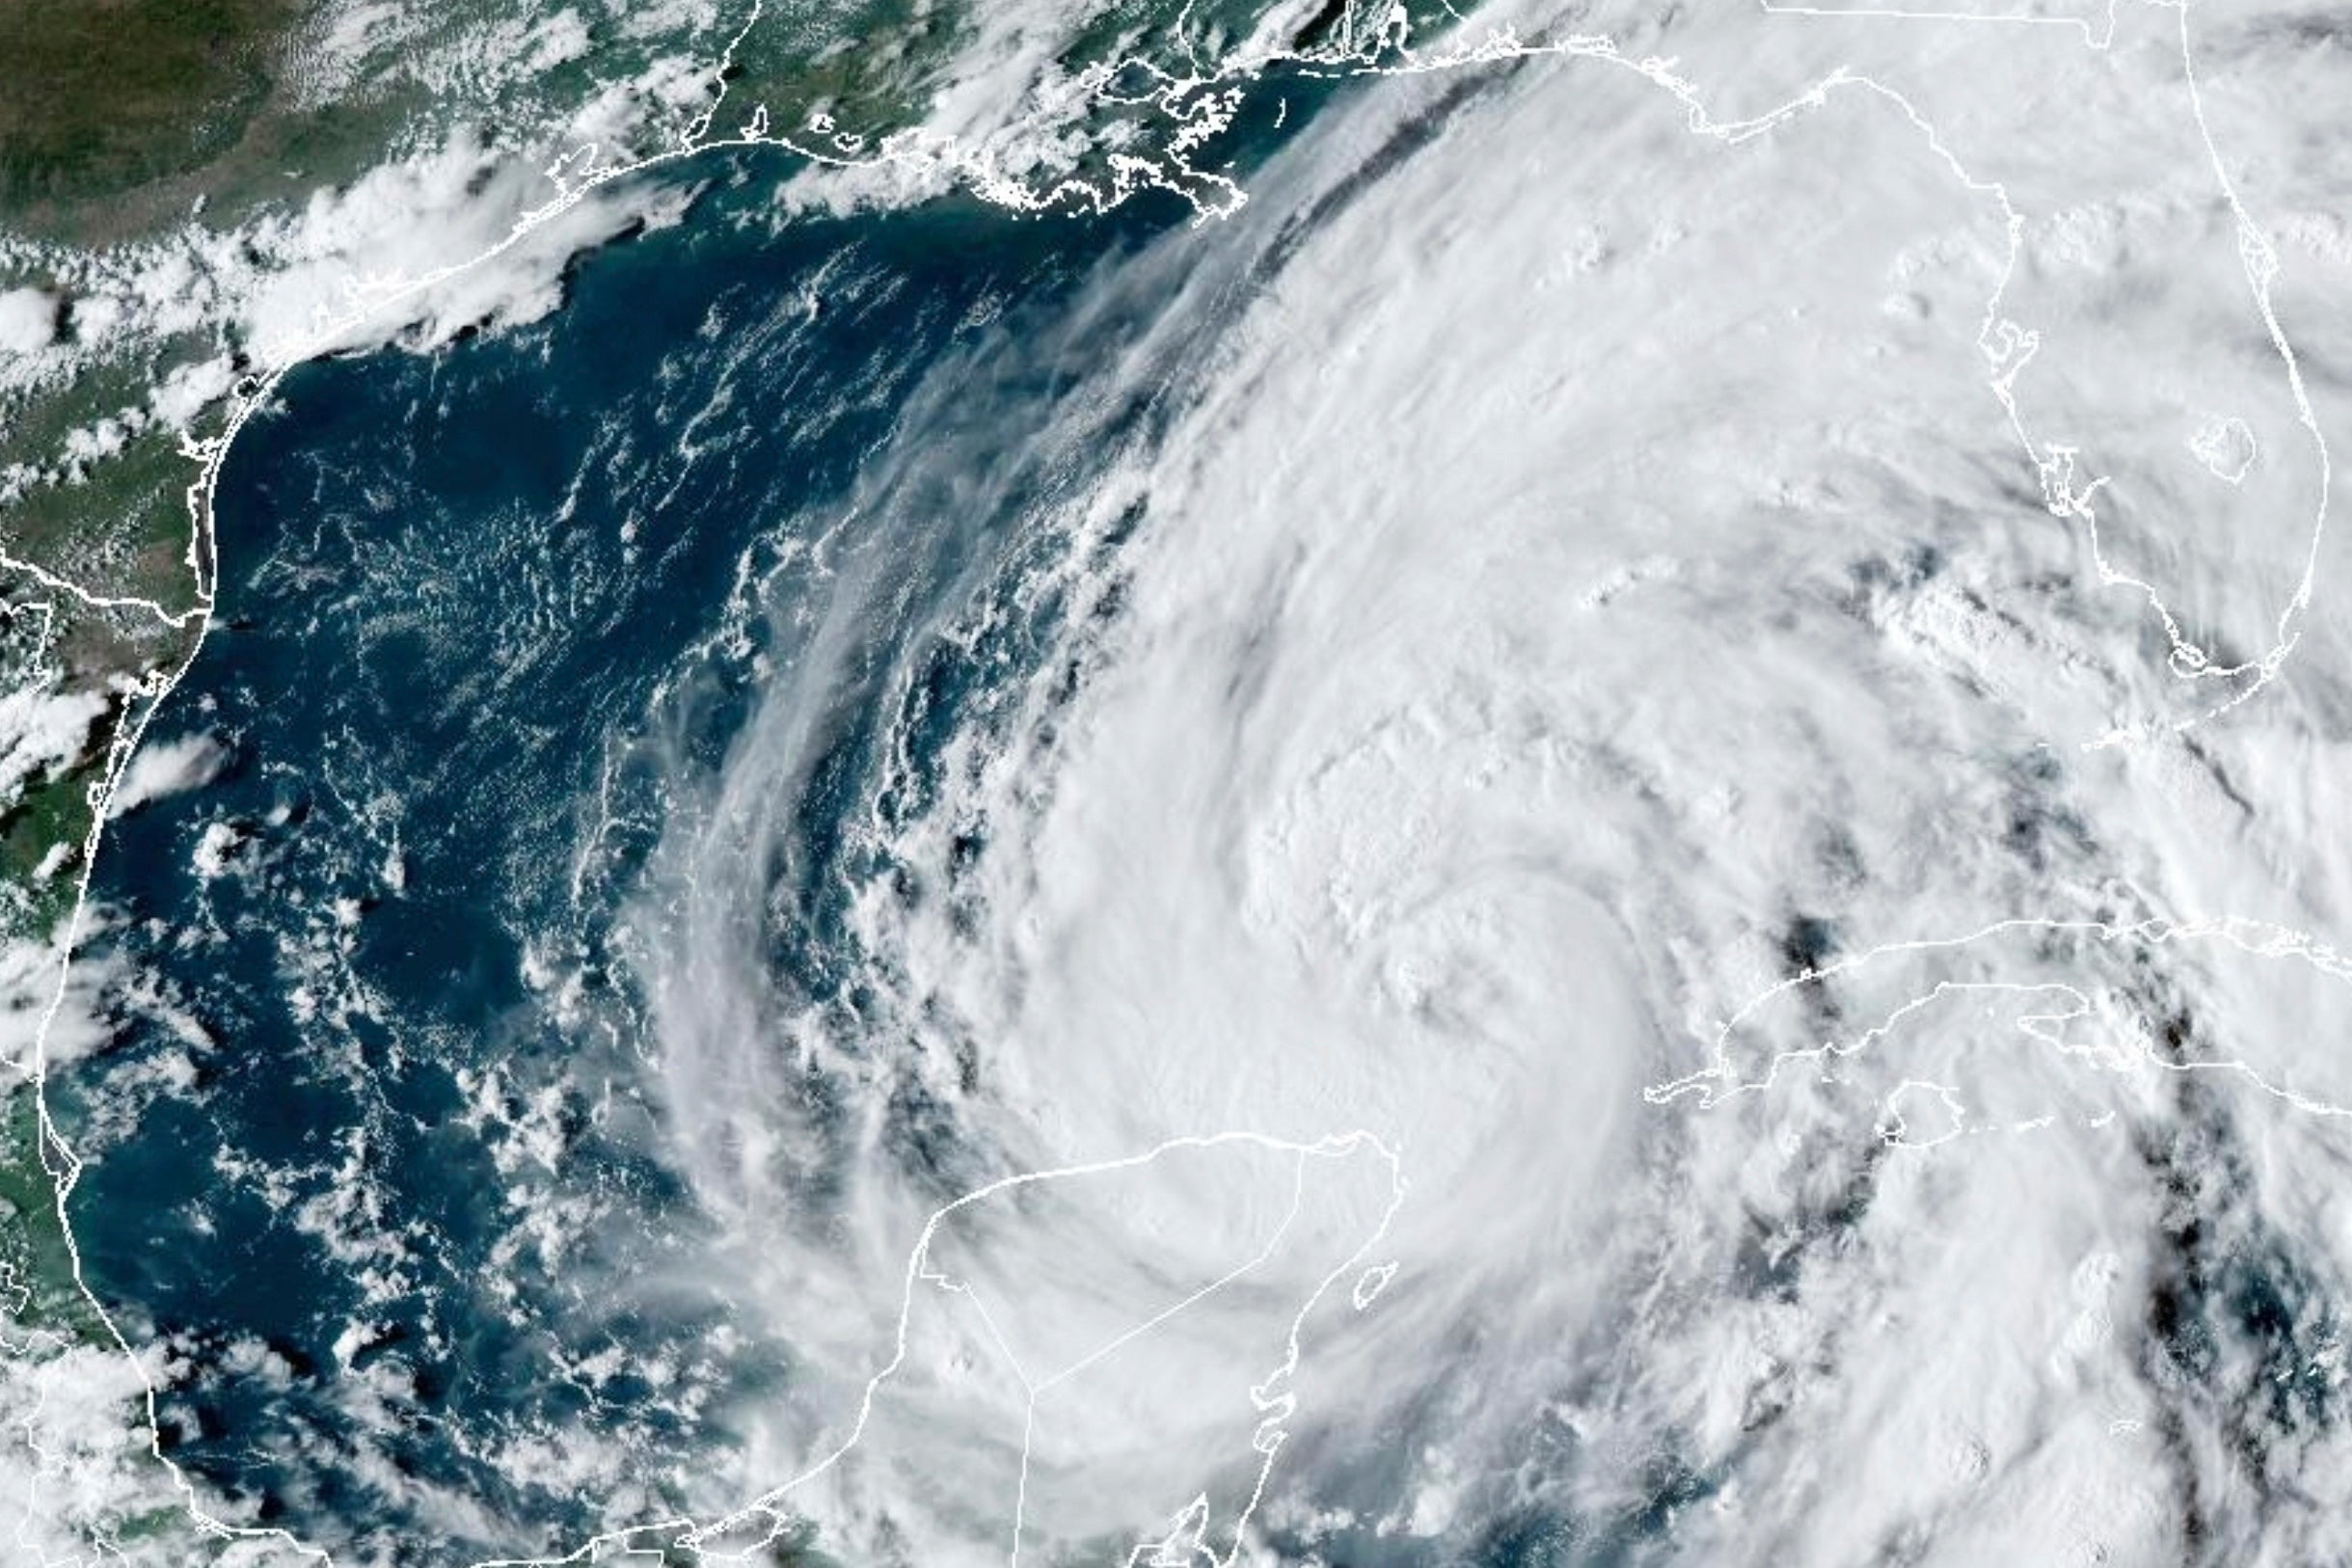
{"left": 33, "top": 3, "right": 2352, "bottom": 1563}
{"left": 54, "top": 133, "right": 1270, "bottom": 1561}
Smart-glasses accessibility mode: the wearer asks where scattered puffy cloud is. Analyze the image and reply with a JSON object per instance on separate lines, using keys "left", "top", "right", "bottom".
{"left": 0, "top": 683, "right": 105, "bottom": 815}
{"left": 108, "top": 731, "right": 230, "bottom": 817}
{"left": 0, "top": 286, "right": 58, "bottom": 356}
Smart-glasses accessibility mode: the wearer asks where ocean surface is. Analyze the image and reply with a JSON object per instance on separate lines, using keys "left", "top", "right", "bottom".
{"left": 48, "top": 14, "right": 2352, "bottom": 1566}
{"left": 62, "top": 147, "right": 1244, "bottom": 1561}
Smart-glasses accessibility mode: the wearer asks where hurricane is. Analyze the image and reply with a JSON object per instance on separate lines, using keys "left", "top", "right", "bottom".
{"left": 37, "top": 1, "right": 2352, "bottom": 1565}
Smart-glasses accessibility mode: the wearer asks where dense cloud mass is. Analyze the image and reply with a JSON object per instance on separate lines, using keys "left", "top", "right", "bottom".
{"left": 25, "top": 0, "right": 2352, "bottom": 1563}
{"left": 631, "top": 6, "right": 2352, "bottom": 1564}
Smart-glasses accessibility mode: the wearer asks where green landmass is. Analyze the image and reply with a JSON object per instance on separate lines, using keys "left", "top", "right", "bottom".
{"left": 0, "top": 1093, "right": 103, "bottom": 1337}
{"left": 0, "top": 0, "right": 307, "bottom": 231}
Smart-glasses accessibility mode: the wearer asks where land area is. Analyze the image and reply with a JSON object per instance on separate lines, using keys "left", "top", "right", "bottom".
{"left": 0, "top": 0, "right": 309, "bottom": 231}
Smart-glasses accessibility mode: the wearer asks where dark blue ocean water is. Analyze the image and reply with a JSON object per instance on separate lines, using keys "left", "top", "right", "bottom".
{"left": 48, "top": 46, "right": 2345, "bottom": 1568}
{"left": 59, "top": 149, "right": 1232, "bottom": 1562}
{"left": 51, "top": 68, "right": 1674, "bottom": 1567}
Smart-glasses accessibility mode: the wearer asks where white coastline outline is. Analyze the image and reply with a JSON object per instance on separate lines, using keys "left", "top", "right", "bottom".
{"left": 2, "top": 0, "right": 2338, "bottom": 1560}
{"left": 637, "top": 1129, "right": 1410, "bottom": 1568}
{"left": 1647, "top": 913, "right": 2352, "bottom": 1132}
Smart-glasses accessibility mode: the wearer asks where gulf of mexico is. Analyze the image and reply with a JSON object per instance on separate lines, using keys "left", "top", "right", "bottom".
{"left": 53, "top": 147, "right": 1213, "bottom": 1563}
